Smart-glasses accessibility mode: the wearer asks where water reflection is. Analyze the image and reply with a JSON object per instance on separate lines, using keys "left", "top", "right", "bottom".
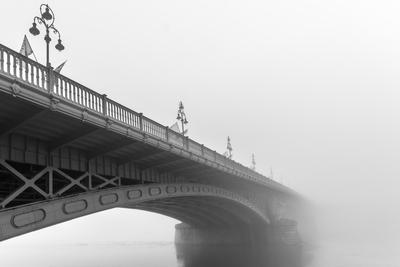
{"left": 175, "top": 243, "right": 312, "bottom": 267}
{"left": 0, "top": 241, "right": 313, "bottom": 267}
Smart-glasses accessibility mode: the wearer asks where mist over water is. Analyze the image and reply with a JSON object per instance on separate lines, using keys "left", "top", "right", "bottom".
{"left": 1, "top": 0, "right": 400, "bottom": 266}
{"left": 0, "top": 242, "right": 307, "bottom": 267}
{"left": 0, "top": 200, "right": 398, "bottom": 267}
{"left": 311, "top": 204, "right": 400, "bottom": 267}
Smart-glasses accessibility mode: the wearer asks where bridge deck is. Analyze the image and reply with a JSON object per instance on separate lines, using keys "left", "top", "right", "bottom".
{"left": 0, "top": 43, "right": 291, "bottom": 195}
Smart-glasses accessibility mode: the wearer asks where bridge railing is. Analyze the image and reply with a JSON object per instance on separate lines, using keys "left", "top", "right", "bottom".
{"left": 105, "top": 98, "right": 141, "bottom": 129}
{"left": 0, "top": 43, "right": 277, "bottom": 186}
{"left": 0, "top": 44, "right": 48, "bottom": 91}
{"left": 53, "top": 72, "right": 104, "bottom": 114}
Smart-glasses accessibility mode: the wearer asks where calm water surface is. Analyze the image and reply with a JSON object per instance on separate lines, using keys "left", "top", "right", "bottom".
{"left": 0, "top": 242, "right": 308, "bottom": 267}
{"left": 0, "top": 241, "right": 398, "bottom": 267}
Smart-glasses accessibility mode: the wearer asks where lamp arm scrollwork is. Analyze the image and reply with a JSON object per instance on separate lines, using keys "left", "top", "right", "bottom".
{"left": 40, "top": 4, "right": 55, "bottom": 27}
{"left": 49, "top": 25, "right": 61, "bottom": 39}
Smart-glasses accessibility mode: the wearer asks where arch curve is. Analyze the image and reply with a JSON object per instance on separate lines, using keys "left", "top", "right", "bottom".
{"left": 0, "top": 183, "right": 269, "bottom": 241}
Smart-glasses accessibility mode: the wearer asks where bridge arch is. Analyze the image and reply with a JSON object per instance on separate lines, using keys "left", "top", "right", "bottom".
{"left": 0, "top": 183, "right": 269, "bottom": 241}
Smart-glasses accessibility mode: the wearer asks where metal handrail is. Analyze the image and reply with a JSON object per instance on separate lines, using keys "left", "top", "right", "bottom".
{"left": 0, "top": 43, "right": 280, "bottom": 188}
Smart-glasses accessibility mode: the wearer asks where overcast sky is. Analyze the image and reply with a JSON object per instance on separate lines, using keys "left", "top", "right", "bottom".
{"left": 1, "top": 0, "right": 399, "bottom": 251}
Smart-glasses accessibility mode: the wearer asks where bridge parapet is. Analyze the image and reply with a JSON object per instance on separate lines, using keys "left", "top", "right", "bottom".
{"left": 0, "top": 42, "right": 311, "bottom": 245}
{"left": 0, "top": 43, "right": 291, "bottom": 193}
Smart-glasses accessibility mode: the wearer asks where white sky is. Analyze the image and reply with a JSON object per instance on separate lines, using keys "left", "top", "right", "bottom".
{"left": 1, "top": 0, "right": 399, "bottom": 246}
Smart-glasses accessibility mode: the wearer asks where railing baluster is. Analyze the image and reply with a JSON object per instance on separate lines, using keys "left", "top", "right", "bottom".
{"left": 139, "top": 113, "right": 143, "bottom": 131}
{"left": 72, "top": 85, "right": 76, "bottom": 102}
{"left": 65, "top": 80, "right": 71, "bottom": 100}
{"left": 30, "top": 64, "right": 34, "bottom": 83}
{"left": 62, "top": 79, "right": 66, "bottom": 98}
{"left": 25, "top": 61, "right": 29, "bottom": 81}
{"left": 6, "top": 52, "right": 10, "bottom": 74}
{"left": 77, "top": 88, "right": 81, "bottom": 104}
{"left": 53, "top": 76, "right": 58, "bottom": 94}
{"left": 12, "top": 55, "right": 17, "bottom": 76}
{"left": 65, "top": 80, "right": 69, "bottom": 99}
{"left": 41, "top": 69, "right": 45, "bottom": 88}
{"left": 84, "top": 91, "right": 87, "bottom": 107}
{"left": 59, "top": 78, "right": 63, "bottom": 96}
{"left": 102, "top": 94, "right": 107, "bottom": 116}
{"left": 63, "top": 79, "right": 67, "bottom": 96}
{"left": 67, "top": 82, "right": 71, "bottom": 100}
{"left": 18, "top": 56, "right": 22, "bottom": 78}
{"left": 91, "top": 94, "right": 93, "bottom": 109}
{"left": 80, "top": 88, "right": 83, "bottom": 105}
{"left": 0, "top": 48, "right": 3, "bottom": 71}
{"left": 94, "top": 96, "right": 98, "bottom": 112}
{"left": 35, "top": 66, "right": 39, "bottom": 87}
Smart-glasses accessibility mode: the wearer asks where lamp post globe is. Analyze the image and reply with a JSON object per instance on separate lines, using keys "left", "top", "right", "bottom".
{"left": 28, "top": 4, "right": 64, "bottom": 68}
{"left": 176, "top": 101, "right": 189, "bottom": 135}
{"left": 29, "top": 23, "right": 40, "bottom": 36}
{"left": 55, "top": 39, "right": 64, "bottom": 51}
{"left": 42, "top": 6, "right": 53, "bottom": 20}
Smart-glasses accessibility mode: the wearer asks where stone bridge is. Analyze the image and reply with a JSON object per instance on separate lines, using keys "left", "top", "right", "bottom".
{"left": 0, "top": 43, "right": 306, "bottom": 244}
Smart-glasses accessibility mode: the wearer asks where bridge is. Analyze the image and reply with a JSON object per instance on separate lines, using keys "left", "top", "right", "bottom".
{"left": 0, "top": 43, "right": 306, "bottom": 244}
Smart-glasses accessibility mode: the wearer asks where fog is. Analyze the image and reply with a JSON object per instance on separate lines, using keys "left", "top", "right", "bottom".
{"left": 1, "top": 0, "right": 399, "bottom": 265}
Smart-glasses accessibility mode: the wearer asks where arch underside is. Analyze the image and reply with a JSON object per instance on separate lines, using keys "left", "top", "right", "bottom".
{"left": 0, "top": 183, "right": 269, "bottom": 241}
{"left": 129, "top": 196, "right": 263, "bottom": 228}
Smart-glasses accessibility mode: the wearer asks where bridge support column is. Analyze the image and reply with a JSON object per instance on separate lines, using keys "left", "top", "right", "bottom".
{"left": 175, "top": 220, "right": 301, "bottom": 246}
{"left": 174, "top": 223, "right": 270, "bottom": 245}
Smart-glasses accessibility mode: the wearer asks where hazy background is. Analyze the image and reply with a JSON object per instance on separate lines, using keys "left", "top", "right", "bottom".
{"left": 1, "top": 0, "right": 399, "bottom": 265}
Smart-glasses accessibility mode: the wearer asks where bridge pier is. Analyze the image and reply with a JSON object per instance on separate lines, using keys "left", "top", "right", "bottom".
{"left": 174, "top": 223, "right": 271, "bottom": 245}
{"left": 175, "top": 220, "right": 301, "bottom": 246}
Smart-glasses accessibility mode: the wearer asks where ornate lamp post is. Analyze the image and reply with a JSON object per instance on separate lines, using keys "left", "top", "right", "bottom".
{"left": 176, "top": 101, "right": 188, "bottom": 135}
{"left": 29, "top": 4, "right": 64, "bottom": 68}
{"left": 226, "top": 136, "right": 233, "bottom": 159}
{"left": 251, "top": 153, "right": 256, "bottom": 170}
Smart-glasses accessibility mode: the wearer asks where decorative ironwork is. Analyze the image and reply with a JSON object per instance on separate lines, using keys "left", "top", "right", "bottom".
{"left": 225, "top": 136, "right": 233, "bottom": 159}
{"left": 29, "top": 4, "right": 64, "bottom": 67}
{"left": 251, "top": 153, "right": 256, "bottom": 171}
{"left": 0, "top": 159, "right": 121, "bottom": 209}
{"left": 176, "top": 101, "right": 188, "bottom": 135}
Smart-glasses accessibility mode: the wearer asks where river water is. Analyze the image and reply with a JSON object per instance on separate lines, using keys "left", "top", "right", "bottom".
{"left": 0, "top": 239, "right": 399, "bottom": 267}
{"left": 0, "top": 242, "right": 308, "bottom": 267}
